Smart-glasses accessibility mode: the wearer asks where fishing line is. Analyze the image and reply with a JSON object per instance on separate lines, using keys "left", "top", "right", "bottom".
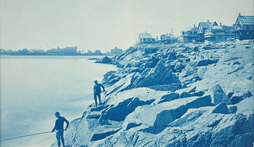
{"left": 0, "top": 131, "right": 51, "bottom": 142}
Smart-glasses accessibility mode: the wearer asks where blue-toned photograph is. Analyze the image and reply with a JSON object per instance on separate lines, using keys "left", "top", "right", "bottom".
{"left": 0, "top": 0, "right": 253, "bottom": 147}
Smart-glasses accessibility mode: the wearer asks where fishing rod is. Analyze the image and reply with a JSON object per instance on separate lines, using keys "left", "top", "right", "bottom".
{"left": 0, "top": 131, "right": 51, "bottom": 142}
{"left": 70, "top": 93, "right": 94, "bottom": 102}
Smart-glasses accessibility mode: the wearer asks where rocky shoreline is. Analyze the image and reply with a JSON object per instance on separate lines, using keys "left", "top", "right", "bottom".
{"left": 52, "top": 40, "right": 254, "bottom": 147}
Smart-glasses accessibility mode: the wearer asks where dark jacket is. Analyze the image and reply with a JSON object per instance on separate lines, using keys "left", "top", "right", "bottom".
{"left": 93, "top": 83, "right": 105, "bottom": 94}
{"left": 52, "top": 116, "right": 69, "bottom": 131}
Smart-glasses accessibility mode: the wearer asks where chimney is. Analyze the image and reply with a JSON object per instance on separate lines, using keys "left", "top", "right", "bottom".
{"left": 239, "top": 13, "right": 241, "bottom": 16}
{"left": 220, "top": 22, "right": 222, "bottom": 26}
{"left": 207, "top": 20, "right": 209, "bottom": 22}
{"left": 194, "top": 24, "right": 196, "bottom": 27}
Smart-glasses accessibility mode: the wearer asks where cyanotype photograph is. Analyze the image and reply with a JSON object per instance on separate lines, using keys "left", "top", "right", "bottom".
{"left": 0, "top": 0, "right": 253, "bottom": 147}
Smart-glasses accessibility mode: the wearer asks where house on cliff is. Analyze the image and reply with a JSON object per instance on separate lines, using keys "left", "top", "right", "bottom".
{"left": 197, "top": 21, "right": 218, "bottom": 42}
{"left": 234, "top": 13, "right": 254, "bottom": 40}
{"left": 181, "top": 25, "right": 198, "bottom": 43}
{"left": 110, "top": 47, "right": 123, "bottom": 55}
{"left": 204, "top": 24, "right": 234, "bottom": 42}
{"left": 139, "top": 32, "right": 156, "bottom": 44}
{"left": 222, "top": 25, "right": 235, "bottom": 39}
{"left": 160, "top": 33, "right": 177, "bottom": 44}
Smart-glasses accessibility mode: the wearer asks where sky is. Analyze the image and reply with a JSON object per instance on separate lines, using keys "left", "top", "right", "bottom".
{"left": 0, "top": 0, "right": 253, "bottom": 52}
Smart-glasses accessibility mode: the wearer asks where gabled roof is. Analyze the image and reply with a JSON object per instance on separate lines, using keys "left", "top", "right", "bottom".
{"left": 198, "top": 22, "right": 211, "bottom": 29}
{"left": 182, "top": 26, "right": 198, "bottom": 32}
{"left": 235, "top": 15, "right": 254, "bottom": 25}
{"left": 198, "top": 21, "right": 217, "bottom": 29}
{"left": 211, "top": 26, "right": 223, "bottom": 30}
{"left": 139, "top": 32, "right": 154, "bottom": 38}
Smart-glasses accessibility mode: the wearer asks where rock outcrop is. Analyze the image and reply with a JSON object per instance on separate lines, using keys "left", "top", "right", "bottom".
{"left": 52, "top": 40, "right": 254, "bottom": 147}
{"left": 95, "top": 56, "right": 113, "bottom": 64}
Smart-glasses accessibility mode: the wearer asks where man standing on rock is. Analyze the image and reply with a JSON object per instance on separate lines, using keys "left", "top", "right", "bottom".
{"left": 52, "top": 112, "right": 69, "bottom": 147}
{"left": 93, "top": 80, "right": 105, "bottom": 106}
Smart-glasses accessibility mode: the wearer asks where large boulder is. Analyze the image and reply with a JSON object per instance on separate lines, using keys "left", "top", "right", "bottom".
{"left": 158, "top": 93, "right": 179, "bottom": 104}
{"left": 95, "top": 56, "right": 113, "bottom": 64}
{"left": 142, "top": 105, "right": 188, "bottom": 134}
{"left": 209, "top": 84, "right": 231, "bottom": 105}
{"left": 230, "top": 91, "right": 252, "bottom": 104}
{"left": 99, "top": 97, "right": 140, "bottom": 121}
{"left": 169, "top": 108, "right": 209, "bottom": 127}
{"left": 90, "top": 128, "right": 121, "bottom": 141}
{"left": 105, "top": 73, "right": 135, "bottom": 96}
{"left": 99, "top": 97, "right": 154, "bottom": 122}
{"left": 125, "top": 122, "right": 142, "bottom": 131}
{"left": 132, "top": 60, "right": 180, "bottom": 88}
{"left": 185, "top": 95, "right": 212, "bottom": 108}
{"left": 102, "top": 71, "right": 120, "bottom": 86}
{"left": 129, "top": 95, "right": 212, "bottom": 134}
{"left": 196, "top": 59, "right": 218, "bottom": 66}
{"left": 211, "top": 102, "right": 229, "bottom": 114}
{"left": 236, "top": 97, "right": 254, "bottom": 115}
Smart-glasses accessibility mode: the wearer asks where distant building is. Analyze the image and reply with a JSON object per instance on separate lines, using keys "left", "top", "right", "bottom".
{"left": 139, "top": 32, "right": 156, "bottom": 44}
{"left": 160, "top": 33, "right": 177, "bottom": 44}
{"left": 110, "top": 47, "right": 123, "bottom": 55}
{"left": 31, "top": 49, "right": 45, "bottom": 54}
{"left": 197, "top": 21, "right": 218, "bottom": 42}
{"left": 181, "top": 25, "right": 198, "bottom": 43}
{"left": 234, "top": 13, "right": 254, "bottom": 40}
{"left": 87, "top": 50, "right": 93, "bottom": 55}
{"left": 94, "top": 50, "right": 102, "bottom": 55}
{"left": 47, "top": 46, "right": 77, "bottom": 55}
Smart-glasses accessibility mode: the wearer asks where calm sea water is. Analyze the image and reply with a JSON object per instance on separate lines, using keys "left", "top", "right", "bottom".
{"left": 0, "top": 56, "right": 116, "bottom": 147}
